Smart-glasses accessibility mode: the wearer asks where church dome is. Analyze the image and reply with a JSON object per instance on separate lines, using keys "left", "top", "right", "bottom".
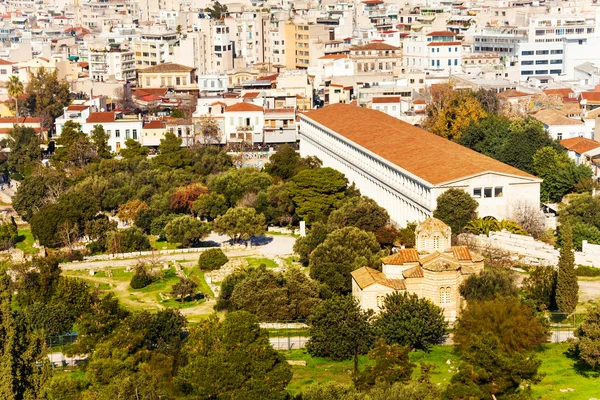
{"left": 415, "top": 217, "right": 452, "bottom": 253}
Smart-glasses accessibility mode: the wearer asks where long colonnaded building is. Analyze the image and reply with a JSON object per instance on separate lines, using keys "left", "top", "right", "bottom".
{"left": 299, "top": 104, "right": 542, "bottom": 226}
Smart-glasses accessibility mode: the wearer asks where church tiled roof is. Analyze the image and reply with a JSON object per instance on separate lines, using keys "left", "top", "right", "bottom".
{"left": 381, "top": 249, "right": 420, "bottom": 265}
{"left": 351, "top": 267, "right": 406, "bottom": 290}
{"left": 402, "top": 266, "right": 424, "bottom": 279}
{"left": 451, "top": 246, "right": 472, "bottom": 261}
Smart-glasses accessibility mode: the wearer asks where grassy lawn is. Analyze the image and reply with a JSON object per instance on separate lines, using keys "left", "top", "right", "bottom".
{"left": 186, "top": 268, "right": 215, "bottom": 297}
{"left": 149, "top": 235, "right": 180, "bottom": 250}
{"left": 15, "top": 228, "right": 39, "bottom": 255}
{"left": 281, "top": 343, "right": 600, "bottom": 398}
{"left": 246, "top": 257, "right": 278, "bottom": 269}
{"left": 282, "top": 345, "right": 456, "bottom": 395}
{"left": 531, "top": 343, "right": 600, "bottom": 399}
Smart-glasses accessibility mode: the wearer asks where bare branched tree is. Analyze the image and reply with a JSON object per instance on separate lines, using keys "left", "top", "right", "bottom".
{"left": 511, "top": 201, "right": 546, "bottom": 238}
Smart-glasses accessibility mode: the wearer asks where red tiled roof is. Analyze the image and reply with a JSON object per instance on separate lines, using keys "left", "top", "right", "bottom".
{"left": 427, "top": 41, "right": 462, "bottom": 46}
{"left": 211, "top": 101, "right": 227, "bottom": 107}
{"left": 372, "top": 96, "right": 401, "bottom": 103}
{"left": 451, "top": 246, "right": 472, "bottom": 261}
{"left": 426, "top": 31, "right": 457, "bottom": 37}
{"left": 259, "top": 73, "right": 279, "bottom": 82}
{"left": 413, "top": 99, "right": 426, "bottom": 104}
{"left": 143, "top": 120, "right": 165, "bottom": 129}
{"left": 87, "top": 112, "right": 115, "bottom": 124}
{"left": 0, "top": 59, "right": 14, "bottom": 65}
{"left": 350, "top": 43, "right": 400, "bottom": 51}
{"left": 560, "top": 137, "right": 600, "bottom": 154}
{"left": 362, "top": 0, "right": 383, "bottom": 4}
{"left": 543, "top": 88, "right": 574, "bottom": 98}
{"left": 67, "top": 105, "right": 89, "bottom": 111}
{"left": 225, "top": 102, "right": 263, "bottom": 112}
{"left": 133, "top": 88, "right": 168, "bottom": 97}
{"left": 402, "top": 266, "right": 424, "bottom": 279}
{"left": 381, "top": 249, "right": 420, "bottom": 265}
{"left": 581, "top": 91, "right": 600, "bottom": 103}
{"left": 319, "top": 54, "right": 349, "bottom": 60}
{"left": 242, "top": 92, "right": 261, "bottom": 99}
{"left": 0, "top": 117, "right": 41, "bottom": 124}
{"left": 302, "top": 104, "right": 539, "bottom": 185}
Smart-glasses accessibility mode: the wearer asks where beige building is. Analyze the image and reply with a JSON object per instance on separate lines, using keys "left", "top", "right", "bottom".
{"left": 138, "top": 63, "right": 197, "bottom": 94}
{"left": 351, "top": 218, "right": 483, "bottom": 323}
{"left": 349, "top": 43, "right": 402, "bottom": 74}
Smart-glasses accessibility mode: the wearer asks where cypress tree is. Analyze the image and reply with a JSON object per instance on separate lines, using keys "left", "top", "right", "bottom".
{"left": 555, "top": 224, "right": 579, "bottom": 314}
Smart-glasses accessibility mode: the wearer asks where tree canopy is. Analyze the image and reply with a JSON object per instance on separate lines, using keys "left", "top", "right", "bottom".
{"left": 433, "top": 188, "right": 478, "bottom": 235}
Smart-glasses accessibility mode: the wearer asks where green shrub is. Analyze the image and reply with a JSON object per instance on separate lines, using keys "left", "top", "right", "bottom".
{"left": 198, "top": 248, "right": 228, "bottom": 270}
{"left": 575, "top": 265, "right": 600, "bottom": 277}
{"left": 130, "top": 262, "right": 155, "bottom": 289}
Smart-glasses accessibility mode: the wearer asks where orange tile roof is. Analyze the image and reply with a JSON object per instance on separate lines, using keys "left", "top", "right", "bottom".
{"left": 560, "top": 137, "right": 600, "bottom": 154}
{"left": 0, "top": 59, "right": 14, "bottom": 65}
{"left": 381, "top": 248, "right": 420, "bottom": 265}
{"left": 533, "top": 109, "right": 583, "bottom": 126}
{"left": 0, "top": 117, "right": 41, "bottom": 124}
{"left": 543, "top": 88, "right": 574, "bottom": 98}
{"left": 372, "top": 96, "right": 401, "bottom": 104}
{"left": 351, "top": 267, "right": 406, "bottom": 290}
{"left": 402, "top": 266, "right": 424, "bottom": 279}
{"left": 413, "top": 99, "right": 427, "bottom": 104}
{"left": 581, "top": 91, "right": 600, "bottom": 103}
{"left": 427, "top": 41, "right": 462, "bottom": 46}
{"left": 451, "top": 246, "right": 472, "bottom": 261}
{"left": 498, "top": 89, "right": 530, "bottom": 98}
{"left": 225, "top": 102, "right": 264, "bottom": 112}
{"left": 350, "top": 43, "right": 400, "bottom": 51}
{"left": 67, "top": 105, "right": 89, "bottom": 111}
{"left": 319, "top": 54, "right": 349, "bottom": 60}
{"left": 242, "top": 92, "right": 261, "bottom": 99}
{"left": 302, "top": 104, "right": 539, "bottom": 185}
{"left": 143, "top": 120, "right": 165, "bottom": 129}
{"left": 426, "top": 31, "right": 457, "bottom": 36}
{"left": 87, "top": 112, "right": 115, "bottom": 124}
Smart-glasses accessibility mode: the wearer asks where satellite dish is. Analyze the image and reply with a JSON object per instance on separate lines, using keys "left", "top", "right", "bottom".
{"left": 100, "top": 108, "right": 105, "bottom": 112}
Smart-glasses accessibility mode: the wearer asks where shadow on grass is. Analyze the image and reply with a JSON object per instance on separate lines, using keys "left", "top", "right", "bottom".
{"left": 564, "top": 344, "right": 600, "bottom": 378}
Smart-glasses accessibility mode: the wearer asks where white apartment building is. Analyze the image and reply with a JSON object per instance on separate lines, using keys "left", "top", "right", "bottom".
{"left": 134, "top": 28, "right": 178, "bottom": 68}
{"left": 223, "top": 102, "right": 265, "bottom": 145}
{"left": 403, "top": 31, "right": 462, "bottom": 74}
{"left": 516, "top": 11, "right": 600, "bottom": 81}
{"left": 89, "top": 48, "right": 136, "bottom": 82}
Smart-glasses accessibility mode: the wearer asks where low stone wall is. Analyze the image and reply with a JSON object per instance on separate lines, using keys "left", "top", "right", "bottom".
{"left": 78, "top": 247, "right": 213, "bottom": 262}
{"left": 462, "top": 231, "right": 600, "bottom": 268}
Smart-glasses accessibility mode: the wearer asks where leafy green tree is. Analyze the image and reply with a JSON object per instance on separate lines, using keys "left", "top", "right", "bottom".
{"left": 570, "top": 303, "right": 600, "bottom": 370}
{"left": 215, "top": 269, "right": 248, "bottom": 311}
{"left": 454, "top": 298, "right": 548, "bottom": 354}
{"left": 130, "top": 262, "right": 155, "bottom": 289}
{"left": 396, "top": 222, "right": 417, "bottom": 248}
{"left": 353, "top": 339, "right": 415, "bottom": 391}
{"left": 555, "top": 223, "right": 579, "bottom": 314}
{"left": 205, "top": 0, "right": 228, "bottom": 19}
{"left": 571, "top": 222, "right": 600, "bottom": 251}
{"left": 309, "top": 227, "right": 383, "bottom": 294}
{"left": 171, "top": 277, "right": 198, "bottom": 302}
{"left": 457, "top": 114, "right": 512, "bottom": 159}
{"left": 12, "top": 171, "right": 66, "bottom": 221}
{"left": 84, "top": 215, "right": 117, "bottom": 252}
{"left": 559, "top": 192, "right": 600, "bottom": 229}
{"left": 42, "top": 374, "right": 89, "bottom": 400}
{"left": 209, "top": 167, "right": 273, "bottom": 206}
{"left": 328, "top": 196, "right": 390, "bottom": 233}
{"left": 90, "top": 124, "right": 111, "bottom": 159}
{"left": 176, "top": 311, "right": 292, "bottom": 399}
{"left": 191, "top": 145, "right": 233, "bottom": 176}
{"left": 213, "top": 207, "right": 266, "bottom": 242}
{"left": 533, "top": 146, "right": 592, "bottom": 202}
{"left": 307, "top": 295, "right": 374, "bottom": 372}
{"left": 150, "top": 213, "right": 178, "bottom": 239}
{"left": 171, "top": 109, "right": 185, "bottom": 118}
{"left": 0, "top": 218, "right": 18, "bottom": 250}
{"left": 444, "top": 334, "right": 542, "bottom": 400}
{"left": 164, "top": 215, "right": 211, "bottom": 247}
{"left": 5, "top": 126, "right": 41, "bottom": 176}
{"left": 192, "top": 192, "right": 228, "bottom": 221}
{"left": 106, "top": 227, "right": 151, "bottom": 254}
{"left": 198, "top": 248, "right": 228, "bottom": 270}
{"left": 261, "top": 183, "right": 297, "bottom": 226}
{"left": 294, "top": 222, "right": 333, "bottom": 264}
{"left": 375, "top": 292, "right": 447, "bottom": 351}
{"left": 459, "top": 268, "right": 518, "bottom": 301}
{"left": 23, "top": 67, "right": 70, "bottom": 129}
{"left": 433, "top": 188, "right": 478, "bottom": 235}
{"left": 153, "top": 132, "right": 192, "bottom": 169}
{"left": 120, "top": 138, "right": 149, "bottom": 159}
{"left": 133, "top": 208, "right": 162, "bottom": 234}
{"left": 366, "top": 363, "right": 442, "bottom": 400}
{"left": 263, "top": 144, "right": 320, "bottom": 180}
{"left": 229, "top": 266, "right": 320, "bottom": 321}
{"left": 301, "top": 382, "right": 359, "bottom": 400}
{"left": 0, "top": 267, "right": 49, "bottom": 400}
{"left": 522, "top": 265, "right": 557, "bottom": 311}
{"left": 289, "top": 167, "right": 349, "bottom": 223}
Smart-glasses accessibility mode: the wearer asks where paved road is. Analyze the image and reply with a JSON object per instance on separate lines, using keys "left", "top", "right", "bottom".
{"left": 61, "top": 233, "right": 296, "bottom": 270}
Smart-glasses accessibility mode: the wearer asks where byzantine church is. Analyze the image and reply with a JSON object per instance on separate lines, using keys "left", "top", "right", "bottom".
{"left": 351, "top": 217, "right": 483, "bottom": 322}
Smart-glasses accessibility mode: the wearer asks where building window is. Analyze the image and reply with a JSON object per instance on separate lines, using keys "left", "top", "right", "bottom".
{"left": 115, "top": 130, "right": 120, "bottom": 138}
{"left": 494, "top": 187, "right": 503, "bottom": 197}
{"left": 557, "top": 132, "right": 563, "bottom": 140}
{"left": 125, "top": 129, "right": 130, "bottom": 139}
{"left": 484, "top": 187, "right": 493, "bottom": 198}
{"left": 132, "top": 129, "right": 137, "bottom": 140}
{"left": 473, "top": 187, "right": 482, "bottom": 198}
{"left": 439, "top": 287, "right": 451, "bottom": 304}
{"left": 376, "top": 295, "right": 384, "bottom": 308}
{"left": 433, "top": 235, "right": 440, "bottom": 249}
{"left": 176, "top": 77, "right": 181, "bottom": 85}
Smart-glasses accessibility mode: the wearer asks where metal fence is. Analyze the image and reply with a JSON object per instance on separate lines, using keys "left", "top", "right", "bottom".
{"left": 45, "top": 332, "right": 78, "bottom": 348}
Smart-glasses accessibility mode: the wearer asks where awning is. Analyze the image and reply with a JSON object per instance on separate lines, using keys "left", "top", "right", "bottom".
{"left": 68, "top": 55, "right": 79, "bottom": 61}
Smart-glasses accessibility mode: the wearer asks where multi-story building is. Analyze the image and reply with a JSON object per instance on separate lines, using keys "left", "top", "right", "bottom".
{"left": 292, "top": 22, "right": 330, "bottom": 69}
{"left": 138, "top": 63, "right": 197, "bottom": 93}
{"left": 89, "top": 47, "right": 136, "bottom": 82}
{"left": 472, "top": 26, "right": 528, "bottom": 57}
{"left": 223, "top": 102, "right": 265, "bottom": 145}
{"left": 403, "top": 31, "right": 462, "bottom": 73}
{"left": 134, "top": 27, "right": 178, "bottom": 68}
{"left": 349, "top": 42, "right": 401, "bottom": 74}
